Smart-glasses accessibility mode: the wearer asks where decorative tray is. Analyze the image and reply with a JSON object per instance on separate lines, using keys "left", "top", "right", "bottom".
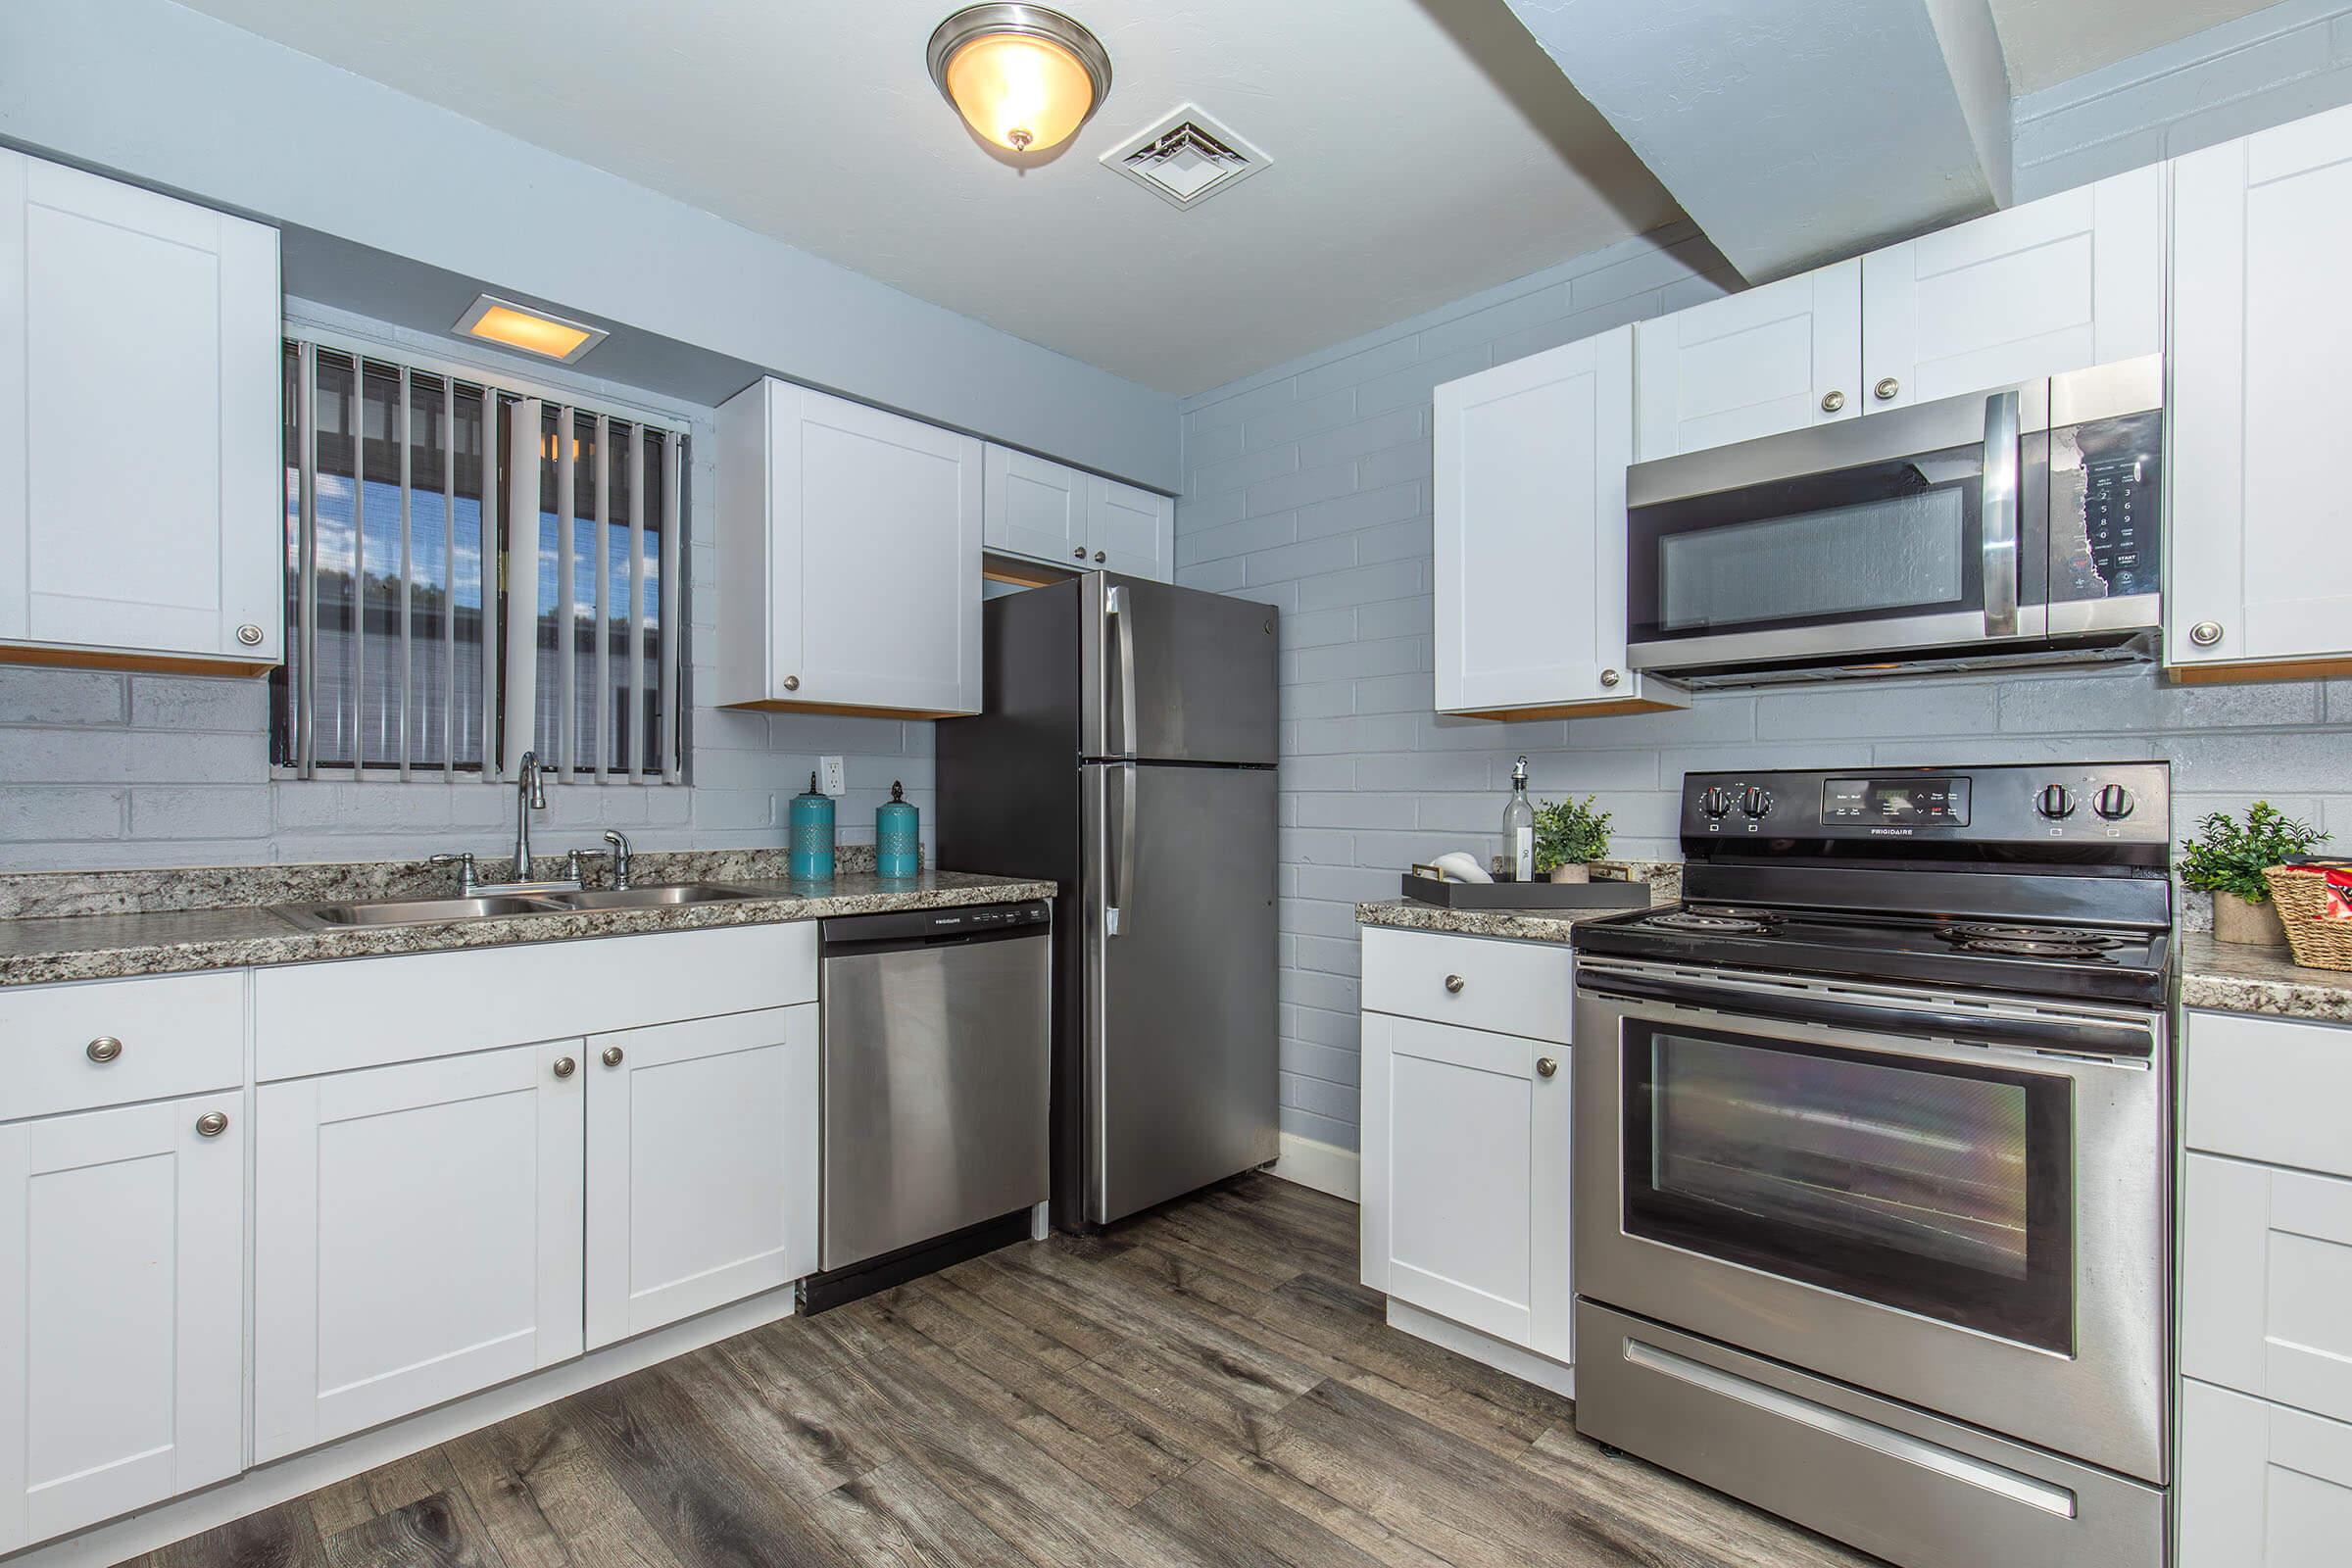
{"left": 1399, "top": 874, "right": 1650, "bottom": 910}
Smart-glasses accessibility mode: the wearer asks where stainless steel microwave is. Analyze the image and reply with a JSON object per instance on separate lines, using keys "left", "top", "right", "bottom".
{"left": 1624, "top": 357, "right": 2162, "bottom": 682}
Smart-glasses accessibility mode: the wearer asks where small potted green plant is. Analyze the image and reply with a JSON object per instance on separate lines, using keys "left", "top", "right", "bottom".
{"left": 1534, "top": 795, "right": 1612, "bottom": 884}
{"left": 2180, "top": 802, "right": 2329, "bottom": 946}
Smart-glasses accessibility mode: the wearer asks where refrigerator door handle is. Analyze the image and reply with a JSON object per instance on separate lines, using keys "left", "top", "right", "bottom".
{"left": 1105, "top": 760, "right": 1137, "bottom": 936}
{"left": 1105, "top": 584, "right": 1138, "bottom": 758}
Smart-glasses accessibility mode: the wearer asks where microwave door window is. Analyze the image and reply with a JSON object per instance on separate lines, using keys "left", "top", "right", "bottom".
{"left": 1658, "top": 487, "right": 1968, "bottom": 633}
{"left": 1623, "top": 1025, "right": 2073, "bottom": 1352}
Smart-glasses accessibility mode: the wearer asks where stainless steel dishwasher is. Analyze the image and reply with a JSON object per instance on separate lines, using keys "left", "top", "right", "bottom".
{"left": 816, "top": 900, "right": 1051, "bottom": 1276}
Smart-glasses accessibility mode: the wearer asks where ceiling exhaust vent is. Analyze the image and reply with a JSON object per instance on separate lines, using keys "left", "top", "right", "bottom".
{"left": 1101, "top": 105, "right": 1269, "bottom": 210}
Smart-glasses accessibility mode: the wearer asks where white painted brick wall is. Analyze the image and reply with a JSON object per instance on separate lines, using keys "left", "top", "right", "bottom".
{"left": 1184, "top": 177, "right": 2352, "bottom": 1152}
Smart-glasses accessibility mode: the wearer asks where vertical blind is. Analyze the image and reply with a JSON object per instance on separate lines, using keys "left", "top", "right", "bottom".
{"left": 270, "top": 337, "right": 686, "bottom": 784}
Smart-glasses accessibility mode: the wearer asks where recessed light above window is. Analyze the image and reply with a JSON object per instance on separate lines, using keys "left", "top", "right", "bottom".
{"left": 454, "top": 294, "right": 609, "bottom": 364}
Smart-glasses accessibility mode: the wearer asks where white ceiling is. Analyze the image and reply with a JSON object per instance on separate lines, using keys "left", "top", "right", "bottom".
{"left": 175, "top": 0, "right": 1683, "bottom": 397}
{"left": 1989, "top": 0, "right": 2281, "bottom": 93}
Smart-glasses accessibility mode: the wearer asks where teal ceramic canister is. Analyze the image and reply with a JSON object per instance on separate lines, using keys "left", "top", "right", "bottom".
{"left": 788, "top": 771, "right": 836, "bottom": 880}
{"left": 876, "top": 780, "right": 920, "bottom": 879}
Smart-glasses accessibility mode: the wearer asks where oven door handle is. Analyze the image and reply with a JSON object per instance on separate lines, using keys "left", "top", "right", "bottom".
{"left": 1579, "top": 971, "right": 2152, "bottom": 1058}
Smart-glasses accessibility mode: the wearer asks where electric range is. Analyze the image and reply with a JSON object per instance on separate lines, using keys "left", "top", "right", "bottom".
{"left": 1569, "top": 761, "right": 2174, "bottom": 1568}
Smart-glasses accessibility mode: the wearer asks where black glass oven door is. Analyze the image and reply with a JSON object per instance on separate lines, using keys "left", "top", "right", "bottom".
{"left": 1627, "top": 443, "right": 1990, "bottom": 650}
{"left": 1621, "top": 1020, "right": 2073, "bottom": 1353}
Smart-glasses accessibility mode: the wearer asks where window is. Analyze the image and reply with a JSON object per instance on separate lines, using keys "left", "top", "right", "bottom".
{"left": 271, "top": 337, "right": 687, "bottom": 783}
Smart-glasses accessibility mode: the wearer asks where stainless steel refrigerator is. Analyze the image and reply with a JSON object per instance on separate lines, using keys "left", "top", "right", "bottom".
{"left": 938, "top": 573, "right": 1279, "bottom": 1230}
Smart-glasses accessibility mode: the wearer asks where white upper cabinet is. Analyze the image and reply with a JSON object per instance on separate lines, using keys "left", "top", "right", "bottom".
{"left": 0, "top": 150, "right": 281, "bottom": 667}
{"left": 1084, "top": 473, "right": 1173, "bottom": 580}
{"left": 585, "top": 1004, "right": 818, "bottom": 1350}
{"left": 717, "top": 376, "right": 983, "bottom": 714}
{"left": 0, "top": 1096, "right": 244, "bottom": 1553}
{"left": 1635, "top": 261, "right": 1862, "bottom": 461}
{"left": 984, "top": 445, "right": 1088, "bottom": 565}
{"left": 1436, "top": 325, "right": 1685, "bottom": 716}
{"left": 1861, "top": 166, "right": 2165, "bottom": 410}
{"left": 981, "top": 443, "right": 1172, "bottom": 581}
{"left": 2168, "top": 104, "right": 2352, "bottom": 675}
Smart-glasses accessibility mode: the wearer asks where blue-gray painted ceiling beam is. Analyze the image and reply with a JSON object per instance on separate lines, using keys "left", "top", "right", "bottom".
{"left": 1503, "top": 0, "right": 2013, "bottom": 281}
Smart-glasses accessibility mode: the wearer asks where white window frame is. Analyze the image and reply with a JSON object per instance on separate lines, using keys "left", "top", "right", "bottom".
{"left": 276, "top": 325, "right": 691, "bottom": 786}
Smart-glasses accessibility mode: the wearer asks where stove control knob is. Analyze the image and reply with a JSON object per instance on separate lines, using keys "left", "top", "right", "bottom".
{"left": 2035, "top": 784, "right": 2078, "bottom": 820}
{"left": 1700, "top": 787, "right": 1737, "bottom": 819}
{"left": 1741, "top": 786, "right": 1773, "bottom": 819}
{"left": 2092, "top": 784, "right": 2134, "bottom": 821}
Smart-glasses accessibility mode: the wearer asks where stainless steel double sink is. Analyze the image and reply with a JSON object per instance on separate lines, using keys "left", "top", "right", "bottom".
{"left": 278, "top": 883, "right": 760, "bottom": 930}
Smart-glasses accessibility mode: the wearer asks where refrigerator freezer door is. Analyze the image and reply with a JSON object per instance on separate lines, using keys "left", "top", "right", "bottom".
{"left": 1084, "top": 760, "right": 1279, "bottom": 1224}
{"left": 1083, "top": 574, "right": 1279, "bottom": 764}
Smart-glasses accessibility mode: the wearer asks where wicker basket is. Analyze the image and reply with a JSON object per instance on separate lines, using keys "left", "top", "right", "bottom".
{"left": 2261, "top": 864, "right": 2352, "bottom": 971}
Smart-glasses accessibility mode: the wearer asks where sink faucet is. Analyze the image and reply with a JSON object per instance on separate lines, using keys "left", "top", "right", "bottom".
{"left": 603, "top": 830, "right": 634, "bottom": 890}
{"left": 514, "top": 750, "right": 548, "bottom": 882}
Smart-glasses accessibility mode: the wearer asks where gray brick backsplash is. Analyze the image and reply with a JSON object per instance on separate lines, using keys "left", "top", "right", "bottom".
{"left": 0, "top": 668, "right": 124, "bottom": 726}
{"left": 1176, "top": 59, "right": 2352, "bottom": 1150}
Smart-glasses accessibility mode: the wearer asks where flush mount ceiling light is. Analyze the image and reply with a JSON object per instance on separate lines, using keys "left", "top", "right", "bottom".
{"left": 927, "top": 4, "right": 1112, "bottom": 156}
{"left": 454, "top": 294, "right": 609, "bottom": 364}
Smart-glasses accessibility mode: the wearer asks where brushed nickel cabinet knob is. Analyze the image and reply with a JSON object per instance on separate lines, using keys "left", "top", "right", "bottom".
{"left": 1599, "top": 668, "right": 1621, "bottom": 688}
{"left": 1073, "top": 547, "right": 1088, "bottom": 560}
{"left": 1444, "top": 974, "right": 1465, "bottom": 994}
{"left": 1536, "top": 1057, "right": 1558, "bottom": 1079}
{"left": 2189, "top": 621, "right": 2224, "bottom": 648}
{"left": 86, "top": 1036, "right": 123, "bottom": 1063}
{"left": 235, "top": 623, "right": 266, "bottom": 647}
{"left": 1874, "top": 377, "right": 1900, "bottom": 401}
{"left": 195, "top": 1111, "right": 229, "bottom": 1138}
{"left": 602, "top": 1046, "right": 624, "bottom": 1067}
{"left": 782, "top": 674, "right": 801, "bottom": 692}
{"left": 1820, "top": 389, "right": 1847, "bottom": 413}
{"left": 1094, "top": 551, "right": 1107, "bottom": 564}
{"left": 553, "top": 1055, "right": 577, "bottom": 1079}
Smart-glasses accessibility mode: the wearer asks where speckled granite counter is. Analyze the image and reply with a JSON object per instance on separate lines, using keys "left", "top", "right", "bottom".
{"left": 1356, "top": 861, "right": 1679, "bottom": 945}
{"left": 0, "top": 868, "right": 1054, "bottom": 988}
{"left": 2179, "top": 933, "right": 2352, "bottom": 1024}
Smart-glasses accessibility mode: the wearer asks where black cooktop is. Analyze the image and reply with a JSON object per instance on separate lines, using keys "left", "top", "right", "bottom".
{"left": 1571, "top": 903, "right": 2170, "bottom": 1007}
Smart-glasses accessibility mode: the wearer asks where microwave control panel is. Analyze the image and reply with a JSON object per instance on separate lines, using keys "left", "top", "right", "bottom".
{"left": 2053, "top": 409, "right": 2162, "bottom": 603}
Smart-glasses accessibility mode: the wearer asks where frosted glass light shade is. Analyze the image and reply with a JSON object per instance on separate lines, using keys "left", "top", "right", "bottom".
{"left": 928, "top": 6, "right": 1112, "bottom": 156}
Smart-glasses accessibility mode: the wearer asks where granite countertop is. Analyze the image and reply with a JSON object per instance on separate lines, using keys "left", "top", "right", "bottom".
{"left": 2178, "top": 932, "right": 2352, "bottom": 1024}
{"left": 0, "top": 868, "right": 1054, "bottom": 989}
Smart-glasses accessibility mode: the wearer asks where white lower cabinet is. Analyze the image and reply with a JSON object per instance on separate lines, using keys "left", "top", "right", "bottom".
{"left": 254, "top": 1039, "right": 586, "bottom": 1462}
{"left": 0, "top": 1095, "right": 244, "bottom": 1552}
{"left": 1359, "top": 1006, "right": 1571, "bottom": 1364}
{"left": 586, "top": 1004, "right": 819, "bottom": 1349}
{"left": 2180, "top": 1379, "right": 2352, "bottom": 1568}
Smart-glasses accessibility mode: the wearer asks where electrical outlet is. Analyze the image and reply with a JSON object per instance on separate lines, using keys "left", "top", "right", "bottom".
{"left": 819, "top": 756, "right": 847, "bottom": 797}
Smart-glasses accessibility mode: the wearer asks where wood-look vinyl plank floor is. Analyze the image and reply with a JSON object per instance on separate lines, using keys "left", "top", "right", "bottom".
{"left": 120, "top": 1174, "right": 1884, "bottom": 1568}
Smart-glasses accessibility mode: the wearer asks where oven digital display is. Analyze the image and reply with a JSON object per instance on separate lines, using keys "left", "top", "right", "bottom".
{"left": 1823, "top": 776, "right": 1971, "bottom": 825}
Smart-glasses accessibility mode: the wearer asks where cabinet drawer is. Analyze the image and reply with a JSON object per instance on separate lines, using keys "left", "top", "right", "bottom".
{"left": 255, "top": 922, "right": 816, "bottom": 1080}
{"left": 2183, "top": 1152, "right": 2352, "bottom": 1426}
{"left": 2186, "top": 1009, "right": 2352, "bottom": 1178}
{"left": 2180, "top": 1378, "right": 2352, "bottom": 1567}
{"left": 0, "top": 971, "right": 243, "bottom": 1120}
{"left": 1362, "top": 927, "right": 1571, "bottom": 1044}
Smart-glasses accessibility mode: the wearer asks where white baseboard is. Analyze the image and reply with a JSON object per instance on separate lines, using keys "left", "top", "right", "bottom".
{"left": 1386, "top": 1298, "right": 1576, "bottom": 1399}
{"left": 1268, "top": 1131, "right": 1359, "bottom": 1201}
{"left": 10, "top": 1284, "right": 803, "bottom": 1568}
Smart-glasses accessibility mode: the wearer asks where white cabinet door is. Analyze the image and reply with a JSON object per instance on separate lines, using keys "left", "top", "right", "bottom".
{"left": 585, "top": 1004, "right": 818, "bottom": 1349}
{"left": 1086, "top": 474, "right": 1173, "bottom": 581}
{"left": 0, "top": 150, "right": 280, "bottom": 662}
{"left": 2180, "top": 1378, "right": 2352, "bottom": 1568}
{"left": 254, "top": 1041, "right": 584, "bottom": 1462}
{"left": 1435, "top": 325, "right": 1681, "bottom": 716}
{"left": 717, "top": 377, "right": 983, "bottom": 714}
{"left": 1635, "top": 261, "right": 1862, "bottom": 461}
{"left": 2169, "top": 105, "right": 2352, "bottom": 673}
{"left": 1862, "top": 166, "right": 2164, "bottom": 410}
{"left": 983, "top": 445, "right": 1087, "bottom": 566}
{"left": 1360, "top": 1010, "right": 1570, "bottom": 1362}
{"left": 0, "top": 1096, "right": 243, "bottom": 1552}
{"left": 2182, "top": 1152, "right": 2352, "bottom": 1427}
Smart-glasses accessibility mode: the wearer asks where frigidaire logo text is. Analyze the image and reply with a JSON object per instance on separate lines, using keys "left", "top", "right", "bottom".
{"left": 1868, "top": 827, "right": 1914, "bottom": 837}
